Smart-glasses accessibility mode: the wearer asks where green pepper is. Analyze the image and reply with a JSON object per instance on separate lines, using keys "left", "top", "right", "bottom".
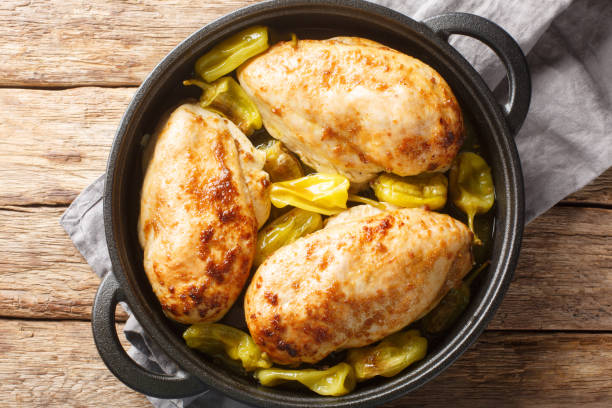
{"left": 421, "top": 261, "right": 489, "bottom": 335}
{"left": 270, "top": 173, "right": 350, "bottom": 215}
{"left": 257, "top": 140, "right": 303, "bottom": 182}
{"left": 195, "top": 26, "right": 269, "bottom": 82}
{"left": 254, "top": 208, "right": 323, "bottom": 267}
{"left": 183, "top": 323, "right": 272, "bottom": 372}
{"left": 254, "top": 362, "right": 356, "bottom": 396}
{"left": 183, "top": 77, "right": 262, "bottom": 136}
{"left": 370, "top": 173, "right": 448, "bottom": 210}
{"left": 346, "top": 330, "right": 427, "bottom": 381}
{"left": 449, "top": 152, "right": 495, "bottom": 244}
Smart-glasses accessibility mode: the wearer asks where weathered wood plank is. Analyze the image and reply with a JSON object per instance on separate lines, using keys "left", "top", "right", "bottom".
{"left": 1, "top": 205, "right": 610, "bottom": 330}
{"left": 2, "top": 87, "right": 610, "bottom": 207}
{"left": 489, "top": 206, "right": 612, "bottom": 330}
{"left": 0, "top": 0, "right": 257, "bottom": 87}
{"left": 562, "top": 167, "right": 612, "bottom": 206}
{"left": 0, "top": 87, "right": 134, "bottom": 206}
{"left": 387, "top": 331, "right": 612, "bottom": 407}
{"left": 0, "top": 206, "right": 129, "bottom": 321}
{"left": 1, "top": 319, "right": 610, "bottom": 407}
{"left": 0, "top": 319, "right": 149, "bottom": 407}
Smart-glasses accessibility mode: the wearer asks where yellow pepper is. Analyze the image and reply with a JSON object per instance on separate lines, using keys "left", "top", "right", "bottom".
{"left": 270, "top": 173, "right": 350, "bottom": 215}
{"left": 257, "top": 140, "right": 303, "bottom": 182}
{"left": 254, "top": 362, "right": 356, "bottom": 396}
{"left": 183, "top": 323, "right": 272, "bottom": 372}
{"left": 195, "top": 26, "right": 269, "bottom": 82}
{"left": 370, "top": 173, "right": 448, "bottom": 210}
{"left": 449, "top": 152, "right": 495, "bottom": 244}
{"left": 347, "top": 194, "right": 396, "bottom": 211}
{"left": 183, "top": 77, "right": 262, "bottom": 136}
{"left": 254, "top": 208, "right": 323, "bottom": 267}
{"left": 346, "top": 330, "right": 427, "bottom": 381}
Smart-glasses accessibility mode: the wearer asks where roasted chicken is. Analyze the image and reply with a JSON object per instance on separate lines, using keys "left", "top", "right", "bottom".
{"left": 245, "top": 206, "right": 473, "bottom": 364}
{"left": 238, "top": 37, "right": 463, "bottom": 184}
{"left": 138, "top": 103, "right": 270, "bottom": 324}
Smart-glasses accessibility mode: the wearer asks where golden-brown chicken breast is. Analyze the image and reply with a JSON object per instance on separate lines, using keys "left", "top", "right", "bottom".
{"left": 138, "top": 103, "right": 269, "bottom": 324}
{"left": 244, "top": 207, "right": 473, "bottom": 364}
{"left": 237, "top": 37, "right": 463, "bottom": 184}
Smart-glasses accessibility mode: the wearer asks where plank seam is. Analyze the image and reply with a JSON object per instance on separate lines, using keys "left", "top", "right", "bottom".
{"left": 557, "top": 201, "right": 612, "bottom": 210}
{"left": 0, "top": 84, "right": 140, "bottom": 90}
{"left": 0, "top": 316, "right": 610, "bottom": 333}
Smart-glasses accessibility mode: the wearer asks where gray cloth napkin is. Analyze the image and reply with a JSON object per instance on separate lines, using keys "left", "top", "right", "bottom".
{"left": 61, "top": 0, "right": 612, "bottom": 407}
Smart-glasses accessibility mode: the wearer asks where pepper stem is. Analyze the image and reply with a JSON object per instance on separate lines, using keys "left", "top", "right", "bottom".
{"left": 465, "top": 260, "right": 490, "bottom": 286}
{"left": 468, "top": 213, "right": 483, "bottom": 245}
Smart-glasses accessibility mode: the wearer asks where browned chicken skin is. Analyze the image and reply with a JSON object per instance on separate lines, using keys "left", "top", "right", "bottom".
{"left": 238, "top": 37, "right": 464, "bottom": 183}
{"left": 138, "top": 103, "right": 269, "bottom": 324}
{"left": 245, "top": 207, "right": 473, "bottom": 365}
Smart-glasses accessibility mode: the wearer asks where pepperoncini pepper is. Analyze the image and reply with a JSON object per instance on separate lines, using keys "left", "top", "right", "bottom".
{"left": 347, "top": 194, "right": 396, "bottom": 211}
{"left": 270, "top": 173, "right": 350, "bottom": 215}
{"left": 449, "top": 152, "right": 495, "bottom": 244}
{"left": 346, "top": 330, "right": 427, "bottom": 382}
{"left": 421, "top": 261, "right": 490, "bottom": 335}
{"left": 257, "top": 140, "right": 303, "bottom": 182}
{"left": 183, "top": 323, "right": 272, "bottom": 372}
{"left": 195, "top": 26, "right": 269, "bottom": 82}
{"left": 254, "top": 208, "right": 323, "bottom": 267}
{"left": 254, "top": 362, "right": 356, "bottom": 396}
{"left": 183, "top": 77, "right": 262, "bottom": 136}
{"left": 370, "top": 173, "right": 448, "bottom": 210}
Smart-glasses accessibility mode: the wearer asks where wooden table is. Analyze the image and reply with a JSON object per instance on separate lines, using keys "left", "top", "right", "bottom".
{"left": 1, "top": 1, "right": 610, "bottom": 406}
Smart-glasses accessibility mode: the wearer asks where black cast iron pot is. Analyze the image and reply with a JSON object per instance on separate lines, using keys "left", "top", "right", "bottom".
{"left": 93, "top": 1, "right": 530, "bottom": 406}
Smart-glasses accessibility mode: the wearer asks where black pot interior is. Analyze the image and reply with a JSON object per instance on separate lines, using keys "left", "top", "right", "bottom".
{"left": 106, "top": 1, "right": 522, "bottom": 406}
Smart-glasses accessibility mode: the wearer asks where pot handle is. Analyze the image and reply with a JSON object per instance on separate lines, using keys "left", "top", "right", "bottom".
{"left": 423, "top": 13, "right": 531, "bottom": 135}
{"left": 92, "top": 272, "right": 207, "bottom": 398}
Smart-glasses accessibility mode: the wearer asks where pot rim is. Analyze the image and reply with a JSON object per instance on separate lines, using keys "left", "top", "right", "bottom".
{"left": 103, "top": 1, "right": 525, "bottom": 407}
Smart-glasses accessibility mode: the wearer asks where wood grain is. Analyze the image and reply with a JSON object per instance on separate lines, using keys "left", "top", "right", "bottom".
{"left": 388, "top": 331, "right": 612, "bottom": 407}
{"left": 1, "top": 204, "right": 610, "bottom": 330}
{"left": 488, "top": 205, "right": 612, "bottom": 330}
{"left": 0, "top": 206, "right": 129, "bottom": 321}
{"left": 0, "top": 0, "right": 257, "bottom": 87}
{"left": 0, "top": 319, "right": 149, "bottom": 407}
{"left": 563, "top": 167, "right": 612, "bottom": 206}
{"left": 0, "top": 87, "right": 134, "bottom": 206}
{"left": 1, "top": 319, "right": 610, "bottom": 407}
